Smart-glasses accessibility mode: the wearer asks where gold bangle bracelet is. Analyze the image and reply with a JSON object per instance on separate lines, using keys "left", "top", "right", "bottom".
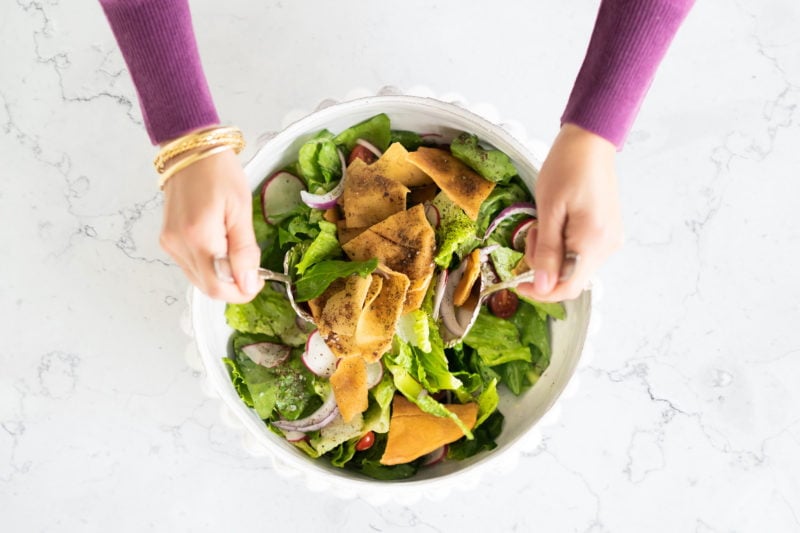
{"left": 154, "top": 126, "right": 245, "bottom": 173}
{"left": 157, "top": 144, "right": 234, "bottom": 190}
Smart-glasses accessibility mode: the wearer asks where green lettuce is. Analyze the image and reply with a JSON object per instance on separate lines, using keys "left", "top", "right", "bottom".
{"left": 389, "top": 129, "right": 423, "bottom": 151}
{"left": 447, "top": 410, "right": 504, "bottom": 460}
{"left": 333, "top": 113, "right": 392, "bottom": 152}
{"left": 345, "top": 432, "right": 422, "bottom": 480}
{"left": 294, "top": 258, "right": 378, "bottom": 302}
{"left": 229, "top": 336, "right": 321, "bottom": 421}
{"left": 298, "top": 130, "right": 342, "bottom": 193}
{"left": 395, "top": 309, "right": 432, "bottom": 353}
{"left": 451, "top": 132, "right": 518, "bottom": 184}
{"left": 476, "top": 179, "right": 531, "bottom": 236}
{"left": 225, "top": 284, "right": 306, "bottom": 346}
{"left": 432, "top": 192, "right": 480, "bottom": 268}
{"left": 293, "top": 220, "right": 341, "bottom": 275}
{"left": 463, "top": 309, "right": 532, "bottom": 366}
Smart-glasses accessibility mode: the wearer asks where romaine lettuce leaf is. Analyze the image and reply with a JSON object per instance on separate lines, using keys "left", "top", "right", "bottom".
{"left": 463, "top": 309, "right": 532, "bottom": 366}
{"left": 222, "top": 357, "right": 254, "bottom": 408}
{"left": 384, "top": 347, "right": 474, "bottom": 440}
{"left": 432, "top": 192, "right": 480, "bottom": 268}
{"left": 450, "top": 132, "right": 518, "bottom": 184}
{"left": 446, "top": 410, "right": 504, "bottom": 460}
{"left": 395, "top": 309, "right": 432, "bottom": 353}
{"left": 389, "top": 129, "right": 423, "bottom": 151}
{"left": 476, "top": 179, "right": 531, "bottom": 236}
{"left": 294, "top": 258, "right": 378, "bottom": 302}
{"left": 293, "top": 220, "right": 341, "bottom": 275}
{"left": 333, "top": 113, "right": 392, "bottom": 152}
{"left": 225, "top": 284, "right": 306, "bottom": 345}
{"left": 298, "top": 130, "right": 342, "bottom": 193}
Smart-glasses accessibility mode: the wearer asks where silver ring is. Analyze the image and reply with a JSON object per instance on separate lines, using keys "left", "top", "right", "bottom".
{"left": 559, "top": 252, "right": 580, "bottom": 282}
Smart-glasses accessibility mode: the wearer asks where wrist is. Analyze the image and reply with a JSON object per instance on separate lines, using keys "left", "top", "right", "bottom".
{"left": 557, "top": 123, "right": 617, "bottom": 156}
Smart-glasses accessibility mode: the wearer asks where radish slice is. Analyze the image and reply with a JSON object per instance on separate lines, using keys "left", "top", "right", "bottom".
{"left": 240, "top": 342, "right": 290, "bottom": 368}
{"left": 355, "top": 138, "right": 383, "bottom": 158}
{"left": 422, "top": 445, "right": 447, "bottom": 466}
{"left": 483, "top": 203, "right": 537, "bottom": 241}
{"left": 271, "top": 393, "right": 339, "bottom": 432}
{"left": 283, "top": 430, "right": 307, "bottom": 442}
{"left": 261, "top": 171, "right": 307, "bottom": 224}
{"left": 366, "top": 362, "right": 384, "bottom": 389}
{"left": 432, "top": 270, "right": 448, "bottom": 320}
{"left": 302, "top": 330, "right": 337, "bottom": 378}
{"left": 424, "top": 202, "right": 440, "bottom": 229}
{"left": 511, "top": 218, "right": 537, "bottom": 251}
{"left": 300, "top": 150, "right": 346, "bottom": 210}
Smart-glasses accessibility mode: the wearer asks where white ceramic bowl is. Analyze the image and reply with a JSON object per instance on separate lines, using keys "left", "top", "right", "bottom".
{"left": 191, "top": 95, "right": 592, "bottom": 504}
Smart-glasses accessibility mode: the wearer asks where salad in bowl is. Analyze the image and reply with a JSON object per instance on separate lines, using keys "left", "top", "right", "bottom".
{"left": 191, "top": 95, "right": 591, "bottom": 489}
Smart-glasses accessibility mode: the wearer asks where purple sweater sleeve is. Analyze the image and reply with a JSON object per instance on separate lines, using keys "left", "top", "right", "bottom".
{"left": 99, "top": 0, "right": 219, "bottom": 145}
{"left": 562, "top": 0, "right": 694, "bottom": 149}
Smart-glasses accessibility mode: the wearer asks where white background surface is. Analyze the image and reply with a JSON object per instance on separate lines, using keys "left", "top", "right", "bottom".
{"left": 2, "top": 1, "right": 799, "bottom": 531}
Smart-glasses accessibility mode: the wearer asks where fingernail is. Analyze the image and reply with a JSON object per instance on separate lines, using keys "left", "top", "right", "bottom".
{"left": 213, "top": 255, "right": 235, "bottom": 283}
{"left": 559, "top": 253, "right": 579, "bottom": 282}
{"left": 534, "top": 270, "right": 550, "bottom": 295}
{"left": 244, "top": 269, "right": 258, "bottom": 294}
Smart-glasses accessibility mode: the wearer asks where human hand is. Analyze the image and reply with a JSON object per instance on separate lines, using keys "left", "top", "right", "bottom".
{"left": 159, "top": 147, "right": 264, "bottom": 302}
{"left": 517, "top": 123, "right": 623, "bottom": 302}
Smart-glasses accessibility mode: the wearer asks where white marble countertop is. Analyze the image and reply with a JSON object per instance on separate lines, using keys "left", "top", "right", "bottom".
{"left": 2, "top": 1, "right": 799, "bottom": 531}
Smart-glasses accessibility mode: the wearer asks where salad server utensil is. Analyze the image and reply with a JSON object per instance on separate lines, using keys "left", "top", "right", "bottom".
{"left": 213, "top": 255, "right": 314, "bottom": 323}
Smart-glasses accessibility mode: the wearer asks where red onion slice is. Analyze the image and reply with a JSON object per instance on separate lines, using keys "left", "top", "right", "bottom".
{"left": 365, "top": 361, "right": 384, "bottom": 389}
{"left": 271, "top": 393, "right": 339, "bottom": 433}
{"left": 483, "top": 202, "right": 537, "bottom": 241}
{"left": 299, "top": 149, "right": 346, "bottom": 210}
{"left": 440, "top": 261, "right": 468, "bottom": 339}
{"left": 355, "top": 138, "right": 383, "bottom": 158}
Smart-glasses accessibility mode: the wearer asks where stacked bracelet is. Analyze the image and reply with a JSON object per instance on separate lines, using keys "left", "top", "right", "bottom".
{"left": 154, "top": 125, "right": 245, "bottom": 190}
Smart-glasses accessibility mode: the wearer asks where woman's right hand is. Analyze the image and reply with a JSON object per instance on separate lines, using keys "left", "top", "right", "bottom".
{"left": 159, "top": 148, "right": 264, "bottom": 303}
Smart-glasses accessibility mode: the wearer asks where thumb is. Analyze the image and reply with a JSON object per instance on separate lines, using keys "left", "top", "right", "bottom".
{"left": 226, "top": 195, "right": 264, "bottom": 297}
{"left": 528, "top": 208, "right": 565, "bottom": 297}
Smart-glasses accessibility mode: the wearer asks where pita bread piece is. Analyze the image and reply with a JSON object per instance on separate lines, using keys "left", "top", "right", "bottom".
{"left": 330, "top": 354, "right": 368, "bottom": 423}
{"left": 355, "top": 268, "right": 410, "bottom": 361}
{"left": 369, "top": 142, "right": 433, "bottom": 187}
{"left": 380, "top": 396, "right": 479, "bottom": 465}
{"left": 343, "top": 158, "right": 409, "bottom": 228}
{"left": 342, "top": 205, "right": 435, "bottom": 304}
{"left": 406, "top": 147, "right": 495, "bottom": 220}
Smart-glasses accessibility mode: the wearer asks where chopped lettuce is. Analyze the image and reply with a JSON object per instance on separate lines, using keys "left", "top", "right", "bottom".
{"left": 293, "top": 220, "right": 341, "bottom": 275}
{"left": 450, "top": 132, "right": 518, "bottom": 184}
{"left": 333, "top": 113, "right": 392, "bottom": 152}
{"left": 298, "top": 130, "right": 342, "bottom": 193}
{"left": 447, "top": 410, "right": 504, "bottom": 460}
{"left": 432, "top": 192, "right": 479, "bottom": 268}
{"left": 228, "top": 337, "right": 320, "bottom": 421}
{"left": 222, "top": 357, "right": 254, "bottom": 408}
{"left": 345, "top": 432, "right": 422, "bottom": 480}
{"left": 225, "top": 284, "right": 307, "bottom": 346}
{"left": 463, "top": 309, "right": 532, "bottom": 366}
{"left": 384, "top": 344, "right": 473, "bottom": 440}
{"left": 389, "top": 129, "right": 423, "bottom": 151}
{"left": 396, "top": 309, "right": 432, "bottom": 353}
{"left": 294, "top": 258, "right": 378, "bottom": 302}
{"left": 476, "top": 179, "right": 531, "bottom": 236}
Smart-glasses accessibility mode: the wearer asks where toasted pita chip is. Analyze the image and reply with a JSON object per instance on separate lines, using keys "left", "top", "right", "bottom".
{"left": 319, "top": 274, "right": 373, "bottom": 337}
{"left": 343, "top": 159, "right": 409, "bottom": 228}
{"left": 453, "top": 249, "right": 481, "bottom": 307}
{"left": 355, "top": 268, "right": 410, "bottom": 361}
{"left": 330, "top": 354, "right": 368, "bottom": 423}
{"left": 369, "top": 142, "right": 433, "bottom": 187}
{"left": 406, "top": 147, "right": 495, "bottom": 220}
{"left": 342, "top": 204, "right": 435, "bottom": 286}
{"left": 380, "top": 396, "right": 479, "bottom": 465}
{"left": 336, "top": 221, "right": 368, "bottom": 245}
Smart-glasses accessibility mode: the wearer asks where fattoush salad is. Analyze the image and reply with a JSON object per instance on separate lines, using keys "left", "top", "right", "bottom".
{"left": 222, "top": 114, "right": 565, "bottom": 480}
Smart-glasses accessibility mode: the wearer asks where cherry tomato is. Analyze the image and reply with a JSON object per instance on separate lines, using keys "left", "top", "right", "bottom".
{"left": 347, "top": 145, "right": 378, "bottom": 165}
{"left": 488, "top": 289, "right": 519, "bottom": 318}
{"left": 355, "top": 431, "right": 375, "bottom": 451}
